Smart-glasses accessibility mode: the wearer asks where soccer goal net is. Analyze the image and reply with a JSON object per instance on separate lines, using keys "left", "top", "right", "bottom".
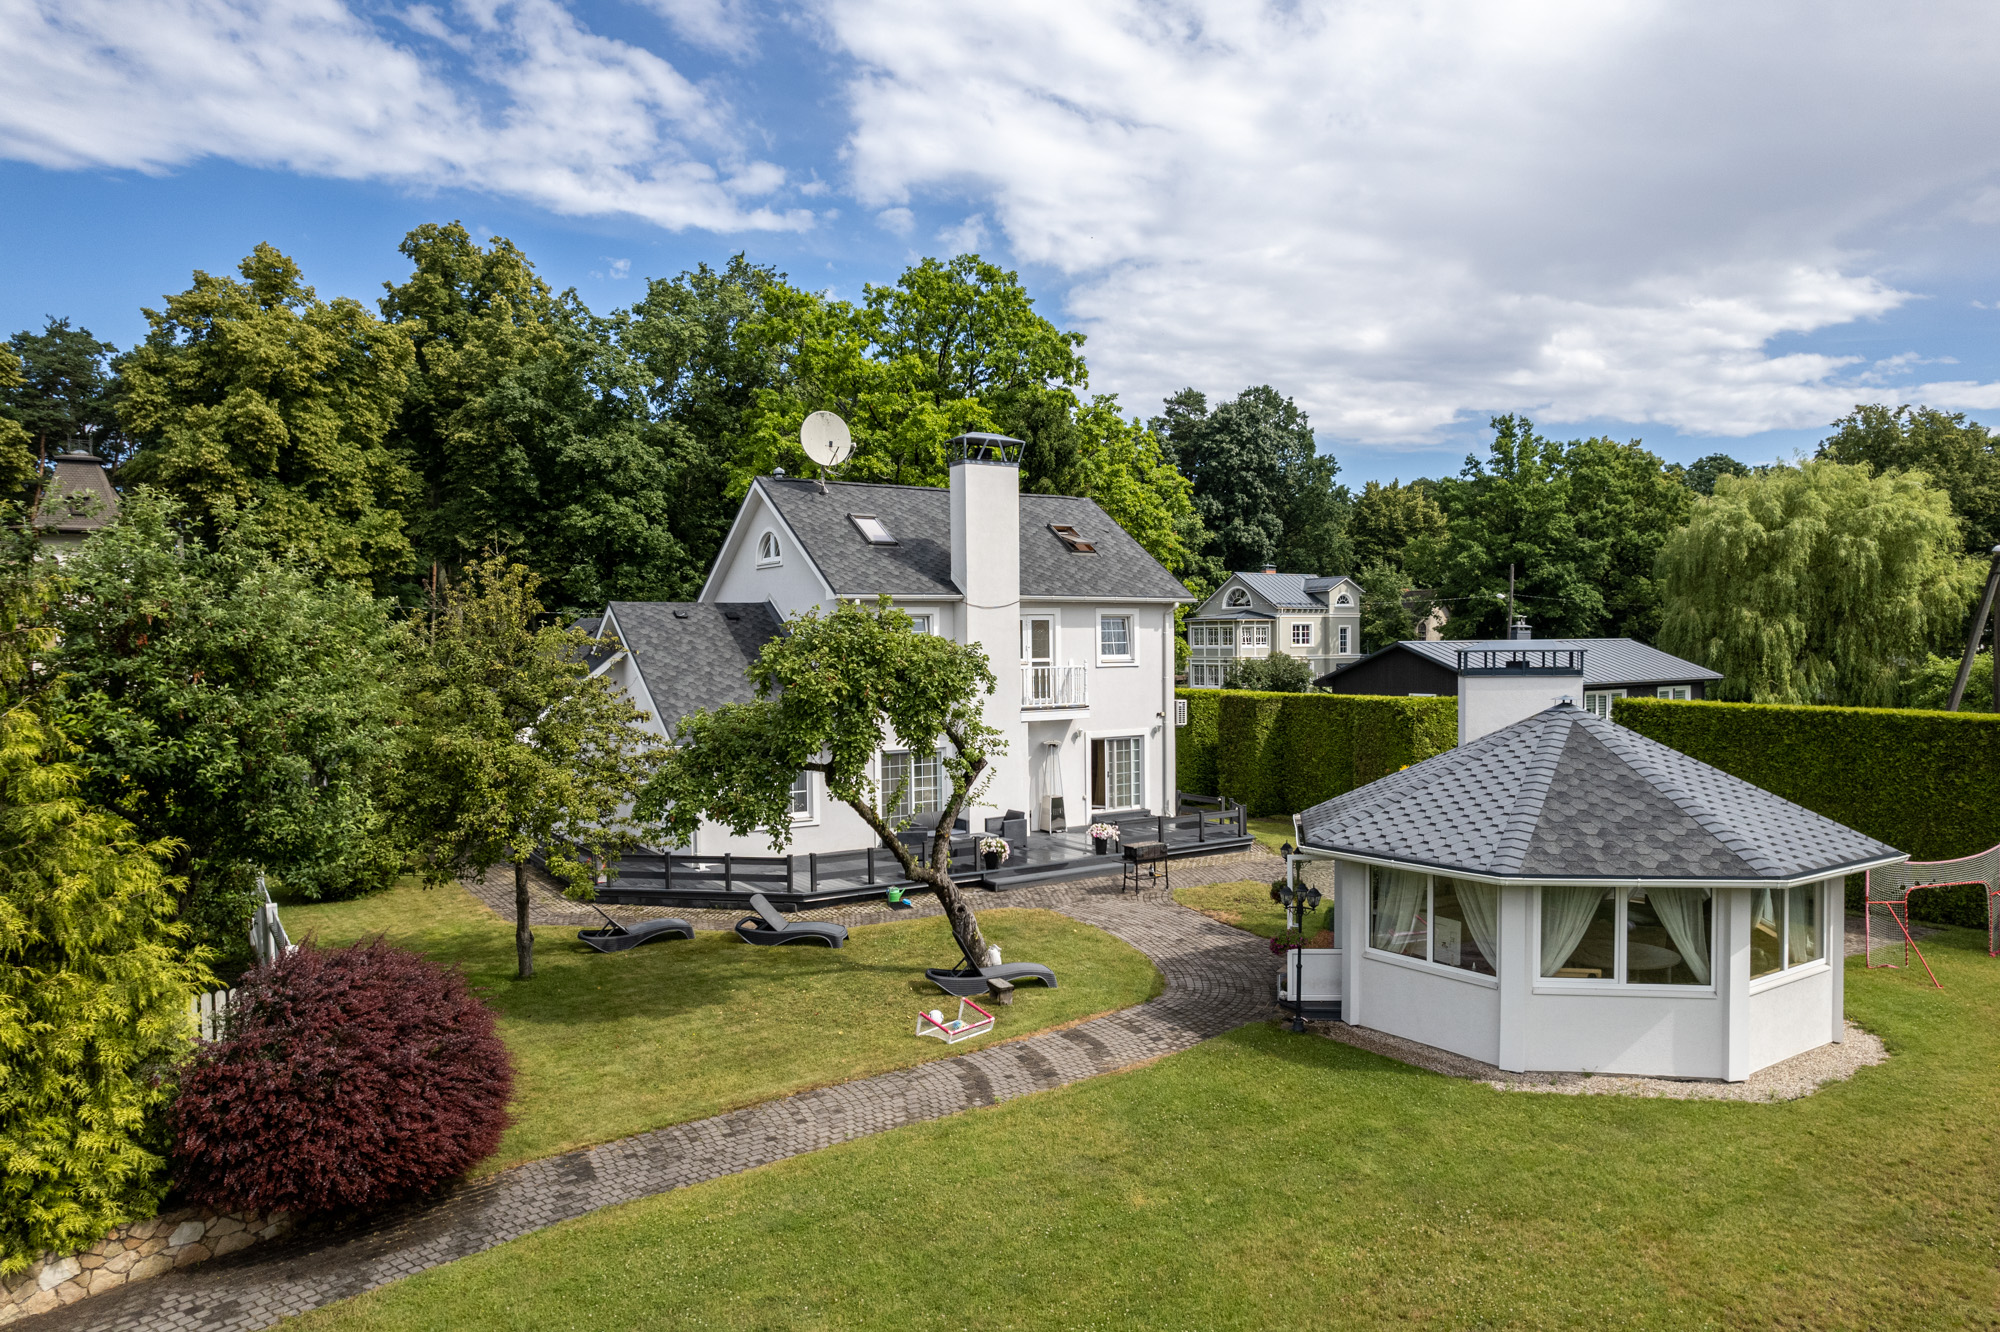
{"left": 1864, "top": 844, "right": 2000, "bottom": 988}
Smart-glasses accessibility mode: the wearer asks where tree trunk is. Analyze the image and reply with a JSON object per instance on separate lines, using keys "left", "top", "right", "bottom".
{"left": 514, "top": 860, "right": 534, "bottom": 980}
{"left": 917, "top": 864, "right": 989, "bottom": 964}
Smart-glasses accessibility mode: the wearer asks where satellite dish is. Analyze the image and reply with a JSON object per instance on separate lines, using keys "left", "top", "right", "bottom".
{"left": 800, "top": 411, "right": 853, "bottom": 468}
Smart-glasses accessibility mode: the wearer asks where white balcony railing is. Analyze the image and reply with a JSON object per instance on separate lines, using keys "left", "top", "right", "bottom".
{"left": 1022, "top": 663, "right": 1089, "bottom": 710}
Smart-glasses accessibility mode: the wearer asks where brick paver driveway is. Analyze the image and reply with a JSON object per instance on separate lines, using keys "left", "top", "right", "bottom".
{"left": 30, "top": 854, "right": 1281, "bottom": 1332}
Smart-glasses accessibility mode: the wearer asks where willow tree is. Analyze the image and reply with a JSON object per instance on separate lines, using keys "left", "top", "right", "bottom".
{"left": 1656, "top": 460, "right": 1980, "bottom": 705}
{"left": 640, "top": 598, "right": 1002, "bottom": 962}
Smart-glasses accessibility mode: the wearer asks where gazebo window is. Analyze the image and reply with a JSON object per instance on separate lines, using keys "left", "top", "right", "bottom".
{"left": 1751, "top": 886, "right": 1823, "bottom": 978}
{"left": 1369, "top": 868, "right": 1498, "bottom": 976}
{"left": 1540, "top": 885, "right": 1712, "bottom": 985}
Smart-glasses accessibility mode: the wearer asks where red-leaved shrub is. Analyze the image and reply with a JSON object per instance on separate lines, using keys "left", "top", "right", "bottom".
{"left": 170, "top": 939, "right": 513, "bottom": 1215}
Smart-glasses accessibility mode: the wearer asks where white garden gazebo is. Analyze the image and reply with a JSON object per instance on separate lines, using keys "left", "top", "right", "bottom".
{"left": 1288, "top": 702, "right": 1905, "bottom": 1081}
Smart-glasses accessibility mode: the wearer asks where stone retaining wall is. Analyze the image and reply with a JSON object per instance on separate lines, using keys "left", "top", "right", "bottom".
{"left": 0, "top": 1208, "right": 291, "bottom": 1324}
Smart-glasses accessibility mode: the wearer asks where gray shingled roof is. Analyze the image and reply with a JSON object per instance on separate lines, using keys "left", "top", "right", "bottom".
{"left": 1227, "top": 570, "right": 1353, "bottom": 610}
{"left": 1320, "top": 637, "right": 1721, "bottom": 689}
{"left": 37, "top": 452, "right": 120, "bottom": 533}
{"left": 756, "top": 478, "right": 1190, "bottom": 601}
{"left": 604, "top": 602, "right": 784, "bottom": 728}
{"left": 1297, "top": 703, "right": 1901, "bottom": 881}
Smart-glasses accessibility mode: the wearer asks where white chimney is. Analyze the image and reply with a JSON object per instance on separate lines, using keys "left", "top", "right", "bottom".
{"left": 1456, "top": 645, "right": 1586, "bottom": 744}
{"left": 948, "top": 433, "right": 1027, "bottom": 813}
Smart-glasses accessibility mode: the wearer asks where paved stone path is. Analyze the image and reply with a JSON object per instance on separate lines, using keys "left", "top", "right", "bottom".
{"left": 31, "top": 856, "right": 1281, "bottom": 1332}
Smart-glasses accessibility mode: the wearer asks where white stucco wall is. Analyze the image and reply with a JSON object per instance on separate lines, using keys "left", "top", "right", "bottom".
{"left": 1458, "top": 673, "right": 1586, "bottom": 744}
{"left": 704, "top": 487, "right": 834, "bottom": 616}
{"left": 1320, "top": 859, "right": 1842, "bottom": 1081}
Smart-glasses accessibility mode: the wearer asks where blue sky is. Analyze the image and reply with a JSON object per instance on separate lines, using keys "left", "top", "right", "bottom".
{"left": 6, "top": 1, "right": 2000, "bottom": 487}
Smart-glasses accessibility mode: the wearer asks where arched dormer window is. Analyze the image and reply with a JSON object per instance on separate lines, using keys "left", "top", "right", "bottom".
{"left": 757, "top": 531, "right": 781, "bottom": 565}
{"left": 1225, "top": 587, "right": 1250, "bottom": 607}
{"left": 1335, "top": 592, "right": 1351, "bottom": 606}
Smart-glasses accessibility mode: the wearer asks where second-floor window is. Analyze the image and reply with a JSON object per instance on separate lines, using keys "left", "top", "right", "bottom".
{"left": 1291, "top": 622, "right": 1313, "bottom": 646}
{"left": 1021, "top": 616, "right": 1052, "bottom": 663}
{"left": 1099, "top": 614, "right": 1131, "bottom": 662}
{"left": 1242, "top": 622, "right": 1270, "bottom": 650}
{"left": 757, "top": 531, "right": 781, "bottom": 565}
{"left": 907, "top": 613, "right": 933, "bottom": 635}
{"left": 1337, "top": 625, "right": 1351, "bottom": 653}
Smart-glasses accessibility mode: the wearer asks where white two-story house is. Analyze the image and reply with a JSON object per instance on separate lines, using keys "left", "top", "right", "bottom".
{"left": 586, "top": 434, "right": 1194, "bottom": 856}
{"left": 1185, "top": 570, "right": 1365, "bottom": 687}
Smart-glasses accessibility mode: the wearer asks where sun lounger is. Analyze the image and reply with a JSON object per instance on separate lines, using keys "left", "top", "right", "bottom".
{"left": 924, "top": 933, "right": 1057, "bottom": 996}
{"left": 733, "top": 892, "right": 847, "bottom": 948}
{"left": 578, "top": 903, "right": 693, "bottom": 953}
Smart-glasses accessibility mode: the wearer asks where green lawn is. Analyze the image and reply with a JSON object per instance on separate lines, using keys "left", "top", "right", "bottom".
{"left": 1246, "top": 814, "right": 1295, "bottom": 855}
{"left": 1175, "top": 878, "right": 1333, "bottom": 940}
{"left": 293, "top": 928, "right": 2000, "bottom": 1330}
{"left": 282, "top": 881, "right": 1162, "bottom": 1174}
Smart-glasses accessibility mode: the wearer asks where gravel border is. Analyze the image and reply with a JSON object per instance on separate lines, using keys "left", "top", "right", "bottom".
{"left": 1306, "top": 1017, "right": 1888, "bottom": 1101}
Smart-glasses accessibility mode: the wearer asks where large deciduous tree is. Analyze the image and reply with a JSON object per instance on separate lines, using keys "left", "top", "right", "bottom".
{"left": 1151, "top": 385, "right": 1350, "bottom": 576}
{"left": 1412, "top": 416, "right": 1691, "bottom": 641}
{"left": 1349, "top": 479, "right": 1447, "bottom": 573}
{"left": 118, "top": 245, "right": 416, "bottom": 590}
{"left": 393, "top": 559, "right": 660, "bottom": 980}
{"left": 54, "top": 493, "right": 404, "bottom": 962}
{"left": 0, "top": 516, "right": 205, "bottom": 1275}
{"left": 1818, "top": 404, "right": 2000, "bottom": 554}
{"left": 641, "top": 598, "right": 1004, "bottom": 964}
{"left": 1, "top": 319, "right": 127, "bottom": 464}
{"left": 0, "top": 350, "right": 42, "bottom": 497}
{"left": 382, "top": 222, "right": 698, "bottom": 612}
{"left": 1655, "top": 460, "right": 1980, "bottom": 705}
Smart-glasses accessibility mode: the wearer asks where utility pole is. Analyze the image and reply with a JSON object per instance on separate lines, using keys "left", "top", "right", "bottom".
{"left": 1947, "top": 545, "right": 2000, "bottom": 712}
{"left": 1507, "top": 563, "right": 1515, "bottom": 634}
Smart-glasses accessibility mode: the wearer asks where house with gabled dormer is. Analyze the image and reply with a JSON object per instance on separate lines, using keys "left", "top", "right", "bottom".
{"left": 580, "top": 434, "right": 1250, "bottom": 900}
{"left": 1184, "top": 569, "right": 1366, "bottom": 687}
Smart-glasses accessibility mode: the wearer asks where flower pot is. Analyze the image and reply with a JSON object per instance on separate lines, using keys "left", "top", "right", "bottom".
{"left": 983, "top": 851, "right": 1001, "bottom": 870}
{"left": 1092, "top": 837, "right": 1109, "bottom": 856}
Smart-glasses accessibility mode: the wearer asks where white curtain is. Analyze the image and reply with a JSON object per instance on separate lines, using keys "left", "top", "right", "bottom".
{"left": 1540, "top": 886, "right": 1606, "bottom": 977}
{"left": 1647, "top": 885, "right": 1711, "bottom": 984}
{"left": 1371, "top": 868, "right": 1427, "bottom": 951}
{"left": 1452, "top": 879, "right": 1500, "bottom": 971}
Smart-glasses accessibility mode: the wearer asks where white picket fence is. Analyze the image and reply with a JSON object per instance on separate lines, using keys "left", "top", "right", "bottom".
{"left": 190, "top": 987, "right": 240, "bottom": 1041}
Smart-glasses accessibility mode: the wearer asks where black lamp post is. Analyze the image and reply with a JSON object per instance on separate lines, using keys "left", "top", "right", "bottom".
{"left": 1274, "top": 842, "right": 1322, "bottom": 1032}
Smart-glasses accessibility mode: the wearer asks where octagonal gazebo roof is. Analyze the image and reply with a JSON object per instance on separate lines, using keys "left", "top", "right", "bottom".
{"left": 1297, "top": 703, "right": 1902, "bottom": 883}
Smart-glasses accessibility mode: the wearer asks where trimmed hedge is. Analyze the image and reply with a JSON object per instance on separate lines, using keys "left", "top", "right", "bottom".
{"left": 1613, "top": 696, "right": 2000, "bottom": 928}
{"left": 1176, "top": 689, "right": 1457, "bottom": 817}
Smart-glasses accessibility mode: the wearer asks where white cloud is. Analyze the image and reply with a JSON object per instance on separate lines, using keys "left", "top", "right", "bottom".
{"left": 875, "top": 205, "right": 914, "bottom": 235}
{"left": 606, "top": 257, "right": 632, "bottom": 278}
{"left": 631, "top": 0, "right": 756, "bottom": 57}
{"left": 934, "top": 213, "right": 986, "bottom": 254}
{"left": 0, "top": 0, "right": 810, "bottom": 232}
{"left": 821, "top": 0, "right": 2000, "bottom": 441}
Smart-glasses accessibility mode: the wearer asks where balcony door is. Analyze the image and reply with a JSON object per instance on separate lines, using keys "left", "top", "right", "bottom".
{"left": 1021, "top": 616, "right": 1053, "bottom": 704}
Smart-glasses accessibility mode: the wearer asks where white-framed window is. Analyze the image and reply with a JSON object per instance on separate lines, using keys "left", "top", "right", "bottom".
{"left": 907, "top": 613, "right": 933, "bottom": 635}
{"left": 1583, "top": 689, "right": 1625, "bottom": 718}
{"left": 1337, "top": 625, "right": 1352, "bottom": 654}
{"left": 1241, "top": 622, "right": 1270, "bottom": 650}
{"left": 1751, "top": 885, "right": 1825, "bottom": 979}
{"left": 756, "top": 531, "right": 781, "bottom": 566}
{"left": 881, "top": 751, "right": 941, "bottom": 817}
{"left": 1098, "top": 613, "right": 1133, "bottom": 664}
{"left": 1368, "top": 868, "right": 1499, "bottom": 976}
{"left": 1226, "top": 587, "right": 1251, "bottom": 607}
{"left": 1538, "top": 884, "right": 1715, "bottom": 986}
{"left": 1020, "top": 615, "right": 1052, "bottom": 664}
{"left": 789, "top": 770, "right": 815, "bottom": 822}
{"left": 848, "top": 513, "right": 896, "bottom": 545}
{"left": 1656, "top": 685, "right": 1692, "bottom": 700}
{"left": 1291, "top": 622, "right": 1313, "bottom": 646}
{"left": 1189, "top": 621, "right": 1234, "bottom": 688}
{"left": 1334, "top": 592, "right": 1352, "bottom": 606}
{"left": 1090, "top": 735, "right": 1144, "bottom": 810}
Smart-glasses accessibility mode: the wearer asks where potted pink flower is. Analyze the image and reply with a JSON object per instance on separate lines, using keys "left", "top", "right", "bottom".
{"left": 1088, "top": 822, "right": 1119, "bottom": 856}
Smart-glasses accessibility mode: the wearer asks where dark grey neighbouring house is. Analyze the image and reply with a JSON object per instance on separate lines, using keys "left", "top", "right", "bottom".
{"left": 1284, "top": 702, "right": 1903, "bottom": 1080}
{"left": 1315, "top": 636, "right": 1722, "bottom": 718}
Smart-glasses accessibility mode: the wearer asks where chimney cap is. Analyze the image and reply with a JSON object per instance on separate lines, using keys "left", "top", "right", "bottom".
{"left": 1262, "top": 565, "right": 1277, "bottom": 574}
{"left": 946, "top": 433, "right": 1023, "bottom": 466}
{"left": 1508, "top": 616, "right": 1533, "bottom": 641}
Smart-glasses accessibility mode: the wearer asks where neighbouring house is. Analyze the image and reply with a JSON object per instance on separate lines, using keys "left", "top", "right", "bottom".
{"left": 1287, "top": 702, "right": 1903, "bottom": 1081}
{"left": 34, "top": 450, "right": 120, "bottom": 558}
{"left": 585, "top": 433, "right": 1196, "bottom": 860}
{"left": 1314, "top": 628, "right": 1721, "bottom": 743}
{"left": 1184, "top": 569, "right": 1365, "bottom": 687}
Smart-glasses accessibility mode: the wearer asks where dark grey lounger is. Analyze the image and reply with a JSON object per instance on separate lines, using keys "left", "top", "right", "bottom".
{"left": 925, "top": 935, "right": 1057, "bottom": 996}
{"left": 578, "top": 904, "right": 693, "bottom": 953}
{"left": 733, "top": 893, "right": 847, "bottom": 948}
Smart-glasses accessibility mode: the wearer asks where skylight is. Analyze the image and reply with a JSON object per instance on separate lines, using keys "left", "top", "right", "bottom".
{"left": 849, "top": 513, "right": 897, "bottom": 545}
{"left": 1049, "top": 523, "right": 1096, "bottom": 553}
